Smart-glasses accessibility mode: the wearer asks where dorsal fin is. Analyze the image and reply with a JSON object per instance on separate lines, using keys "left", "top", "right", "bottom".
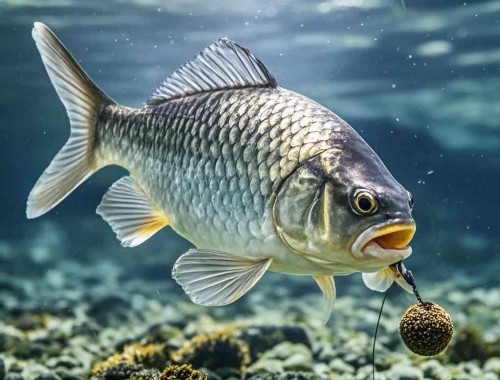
{"left": 146, "top": 38, "right": 277, "bottom": 106}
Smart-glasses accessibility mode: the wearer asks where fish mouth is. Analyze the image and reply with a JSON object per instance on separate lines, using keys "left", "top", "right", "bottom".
{"left": 352, "top": 220, "right": 416, "bottom": 263}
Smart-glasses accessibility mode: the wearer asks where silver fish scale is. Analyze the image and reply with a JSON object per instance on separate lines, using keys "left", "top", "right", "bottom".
{"left": 96, "top": 87, "right": 342, "bottom": 254}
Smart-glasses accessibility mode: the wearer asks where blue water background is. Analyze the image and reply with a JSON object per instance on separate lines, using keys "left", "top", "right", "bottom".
{"left": 0, "top": 0, "right": 499, "bottom": 298}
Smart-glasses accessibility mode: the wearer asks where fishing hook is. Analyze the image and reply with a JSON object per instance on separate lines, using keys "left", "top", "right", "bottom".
{"left": 395, "top": 261, "right": 423, "bottom": 304}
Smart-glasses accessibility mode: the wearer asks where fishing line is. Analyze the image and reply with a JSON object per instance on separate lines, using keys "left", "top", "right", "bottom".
{"left": 372, "top": 289, "right": 389, "bottom": 380}
{"left": 371, "top": 262, "right": 424, "bottom": 379}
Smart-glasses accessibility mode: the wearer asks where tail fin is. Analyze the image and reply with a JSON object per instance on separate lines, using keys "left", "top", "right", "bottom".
{"left": 27, "top": 22, "right": 114, "bottom": 219}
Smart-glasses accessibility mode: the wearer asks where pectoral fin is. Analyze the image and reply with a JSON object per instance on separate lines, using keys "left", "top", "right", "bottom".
{"left": 362, "top": 267, "right": 413, "bottom": 293}
{"left": 172, "top": 249, "right": 272, "bottom": 306}
{"left": 313, "top": 275, "right": 336, "bottom": 324}
{"left": 96, "top": 176, "right": 169, "bottom": 247}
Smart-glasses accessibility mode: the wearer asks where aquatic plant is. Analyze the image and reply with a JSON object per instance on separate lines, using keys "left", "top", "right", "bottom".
{"left": 122, "top": 343, "right": 166, "bottom": 369}
{"left": 160, "top": 364, "right": 207, "bottom": 380}
{"left": 91, "top": 362, "right": 160, "bottom": 380}
{"left": 129, "top": 368, "right": 162, "bottom": 380}
{"left": 91, "top": 343, "right": 166, "bottom": 376}
{"left": 447, "top": 326, "right": 500, "bottom": 364}
{"left": 91, "top": 354, "right": 127, "bottom": 376}
{"left": 171, "top": 329, "right": 250, "bottom": 376}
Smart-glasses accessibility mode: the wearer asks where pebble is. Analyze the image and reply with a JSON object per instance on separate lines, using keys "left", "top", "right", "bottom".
{"left": 283, "top": 352, "right": 313, "bottom": 372}
{"left": 316, "top": 345, "right": 336, "bottom": 362}
{"left": 22, "top": 365, "right": 60, "bottom": 380}
{"left": 422, "top": 359, "right": 451, "bottom": 380}
{"left": 249, "top": 358, "right": 284, "bottom": 374}
{"left": 45, "top": 357, "right": 80, "bottom": 370}
{"left": 248, "top": 373, "right": 325, "bottom": 380}
{"left": 484, "top": 358, "right": 500, "bottom": 376}
{"left": 4, "top": 374, "right": 23, "bottom": 380}
{"left": 0, "top": 326, "right": 23, "bottom": 352}
{"left": 53, "top": 368, "right": 85, "bottom": 380}
{"left": 390, "top": 363, "right": 423, "bottom": 380}
{"left": 238, "top": 325, "right": 311, "bottom": 361}
{"left": 483, "top": 373, "right": 500, "bottom": 380}
{"left": 329, "top": 358, "right": 355, "bottom": 374}
{"left": 461, "top": 361, "right": 483, "bottom": 377}
{"left": 269, "top": 342, "right": 311, "bottom": 361}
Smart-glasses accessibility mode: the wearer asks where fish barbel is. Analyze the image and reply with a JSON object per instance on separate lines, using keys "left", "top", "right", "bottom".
{"left": 27, "top": 23, "right": 416, "bottom": 322}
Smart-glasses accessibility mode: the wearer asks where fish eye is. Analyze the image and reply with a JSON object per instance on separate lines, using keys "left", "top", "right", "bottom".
{"left": 351, "top": 189, "right": 378, "bottom": 215}
{"left": 407, "top": 191, "right": 414, "bottom": 210}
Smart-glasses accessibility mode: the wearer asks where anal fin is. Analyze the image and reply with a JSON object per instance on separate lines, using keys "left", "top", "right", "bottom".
{"left": 172, "top": 249, "right": 272, "bottom": 306}
{"left": 313, "top": 275, "right": 336, "bottom": 324}
{"left": 96, "top": 176, "right": 169, "bottom": 247}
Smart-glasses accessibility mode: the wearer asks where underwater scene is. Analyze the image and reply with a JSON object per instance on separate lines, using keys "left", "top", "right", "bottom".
{"left": 1, "top": 0, "right": 499, "bottom": 379}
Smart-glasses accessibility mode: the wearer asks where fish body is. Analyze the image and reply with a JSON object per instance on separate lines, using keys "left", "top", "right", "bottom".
{"left": 27, "top": 23, "right": 416, "bottom": 322}
{"left": 96, "top": 88, "right": 350, "bottom": 275}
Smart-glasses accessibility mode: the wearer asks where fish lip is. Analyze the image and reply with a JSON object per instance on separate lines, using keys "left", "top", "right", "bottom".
{"left": 351, "top": 219, "right": 416, "bottom": 261}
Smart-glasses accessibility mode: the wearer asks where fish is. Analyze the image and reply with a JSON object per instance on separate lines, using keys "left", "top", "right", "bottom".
{"left": 27, "top": 22, "right": 416, "bottom": 322}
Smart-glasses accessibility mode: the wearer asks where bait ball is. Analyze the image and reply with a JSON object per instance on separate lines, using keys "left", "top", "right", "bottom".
{"left": 399, "top": 302, "right": 453, "bottom": 356}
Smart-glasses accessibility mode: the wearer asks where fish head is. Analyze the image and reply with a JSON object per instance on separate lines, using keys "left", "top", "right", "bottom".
{"left": 273, "top": 144, "right": 415, "bottom": 274}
